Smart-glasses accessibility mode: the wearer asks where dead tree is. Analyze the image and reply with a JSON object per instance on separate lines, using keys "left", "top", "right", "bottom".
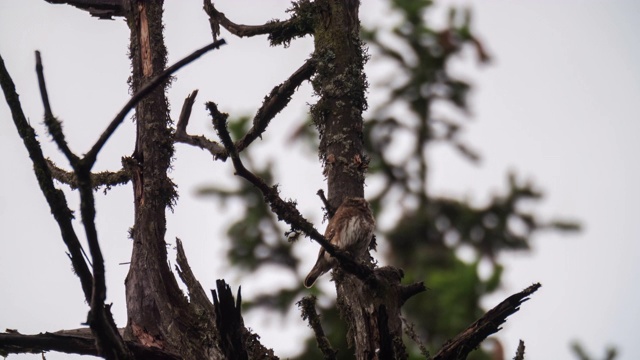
{"left": 0, "top": 1, "right": 539, "bottom": 359}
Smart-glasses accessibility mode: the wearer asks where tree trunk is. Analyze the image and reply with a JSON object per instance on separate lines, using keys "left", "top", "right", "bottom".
{"left": 312, "top": 0, "right": 367, "bottom": 206}
{"left": 312, "top": 1, "right": 409, "bottom": 359}
{"left": 122, "top": 1, "right": 219, "bottom": 358}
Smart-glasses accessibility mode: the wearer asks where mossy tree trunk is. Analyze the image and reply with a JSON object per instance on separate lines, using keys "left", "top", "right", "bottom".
{"left": 122, "top": 0, "right": 189, "bottom": 354}
{"left": 311, "top": 1, "right": 410, "bottom": 359}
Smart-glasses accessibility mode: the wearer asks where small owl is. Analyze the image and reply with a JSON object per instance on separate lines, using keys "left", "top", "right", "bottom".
{"left": 304, "top": 197, "right": 375, "bottom": 288}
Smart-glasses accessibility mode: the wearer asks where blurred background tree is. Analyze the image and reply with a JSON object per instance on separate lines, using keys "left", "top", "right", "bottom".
{"left": 198, "top": 1, "right": 578, "bottom": 359}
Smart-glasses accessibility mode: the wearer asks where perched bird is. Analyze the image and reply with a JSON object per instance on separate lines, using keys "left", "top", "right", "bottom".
{"left": 304, "top": 197, "right": 375, "bottom": 288}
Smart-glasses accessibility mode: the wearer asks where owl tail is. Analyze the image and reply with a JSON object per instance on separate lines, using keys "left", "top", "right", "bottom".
{"left": 304, "top": 267, "right": 324, "bottom": 288}
{"left": 304, "top": 251, "right": 332, "bottom": 288}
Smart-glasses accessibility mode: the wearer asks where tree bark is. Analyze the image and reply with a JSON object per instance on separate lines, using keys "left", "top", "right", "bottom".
{"left": 311, "top": 1, "right": 414, "bottom": 359}
{"left": 122, "top": 1, "right": 220, "bottom": 358}
{"left": 312, "top": 0, "right": 368, "bottom": 207}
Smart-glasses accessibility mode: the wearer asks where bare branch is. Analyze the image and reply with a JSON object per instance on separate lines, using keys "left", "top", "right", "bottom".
{"left": 0, "top": 52, "right": 93, "bottom": 301}
{"left": 34, "top": 55, "right": 128, "bottom": 349}
{"left": 75, "top": 173, "right": 131, "bottom": 359}
{"left": 433, "top": 283, "right": 542, "bottom": 360}
{"left": 208, "top": 102, "right": 373, "bottom": 283}
{"left": 402, "top": 317, "right": 431, "bottom": 359}
{"left": 84, "top": 39, "right": 227, "bottom": 168}
{"left": 297, "top": 296, "right": 337, "bottom": 360}
{"left": 175, "top": 59, "right": 315, "bottom": 161}
{"left": 174, "top": 90, "right": 226, "bottom": 158}
{"left": 33, "top": 51, "right": 132, "bottom": 359}
{"left": 203, "top": 0, "right": 290, "bottom": 39}
{"left": 4, "top": 53, "right": 124, "bottom": 357}
{"left": 0, "top": 330, "right": 181, "bottom": 359}
{"left": 44, "top": 0, "right": 125, "bottom": 19}
{"left": 35, "top": 51, "right": 80, "bottom": 165}
{"left": 316, "top": 189, "right": 334, "bottom": 218}
{"left": 47, "top": 159, "right": 130, "bottom": 189}
{"left": 234, "top": 59, "right": 316, "bottom": 153}
{"left": 176, "top": 90, "right": 199, "bottom": 135}
{"left": 203, "top": 0, "right": 313, "bottom": 46}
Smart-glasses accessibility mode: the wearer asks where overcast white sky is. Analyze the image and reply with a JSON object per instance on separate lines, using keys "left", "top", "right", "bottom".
{"left": 1, "top": 1, "right": 639, "bottom": 359}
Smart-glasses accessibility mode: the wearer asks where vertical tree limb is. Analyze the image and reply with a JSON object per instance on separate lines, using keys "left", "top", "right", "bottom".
{"left": 3, "top": 51, "right": 132, "bottom": 359}
{"left": 123, "top": 1, "right": 189, "bottom": 354}
{"left": 35, "top": 51, "right": 79, "bottom": 164}
{"left": 0, "top": 52, "right": 93, "bottom": 303}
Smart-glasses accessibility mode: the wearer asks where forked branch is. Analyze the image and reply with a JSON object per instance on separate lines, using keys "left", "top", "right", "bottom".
{"left": 3, "top": 37, "right": 228, "bottom": 359}
{"left": 1, "top": 52, "right": 93, "bottom": 301}
{"left": 1, "top": 52, "right": 131, "bottom": 359}
{"left": 33, "top": 50, "right": 132, "bottom": 360}
{"left": 174, "top": 90, "right": 226, "bottom": 158}
{"left": 175, "top": 59, "right": 315, "bottom": 160}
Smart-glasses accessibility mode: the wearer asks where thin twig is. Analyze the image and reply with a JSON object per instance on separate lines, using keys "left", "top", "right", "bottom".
{"left": 84, "top": 39, "right": 226, "bottom": 168}
{"left": 402, "top": 316, "right": 431, "bottom": 359}
{"left": 234, "top": 59, "right": 316, "bottom": 153}
{"left": 36, "top": 47, "right": 128, "bottom": 357}
{"left": 75, "top": 169, "right": 121, "bottom": 357}
{"left": 174, "top": 90, "right": 226, "bottom": 158}
{"left": 63, "top": 147, "right": 131, "bottom": 358}
{"left": 176, "top": 90, "right": 199, "bottom": 135}
{"left": 35, "top": 51, "right": 79, "bottom": 165}
{"left": 203, "top": 0, "right": 290, "bottom": 39}
{"left": 316, "top": 189, "right": 334, "bottom": 218}
{"left": 175, "top": 59, "right": 315, "bottom": 160}
{"left": 7, "top": 51, "right": 132, "bottom": 359}
{"left": 0, "top": 52, "right": 93, "bottom": 301}
{"left": 297, "top": 296, "right": 337, "bottom": 360}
